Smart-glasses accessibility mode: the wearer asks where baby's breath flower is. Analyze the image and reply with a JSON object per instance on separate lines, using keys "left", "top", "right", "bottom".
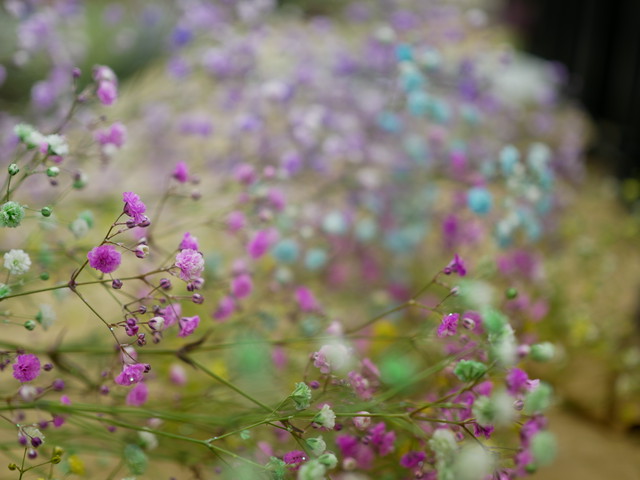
{"left": 305, "top": 436, "right": 326, "bottom": 456}
{"left": 313, "top": 404, "right": 336, "bottom": 429}
{"left": 35, "top": 304, "right": 56, "bottom": 330}
{"left": 530, "top": 342, "right": 555, "bottom": 362}
{"left": 453, "top": 359, "right": 487, "bottom": 382}
{"left": 0, "top": 201, "right": 25, "bottom": 228}
{"left": 4, "top": 249, "right": 31, "bottom": 275}
{"left": 473, "top": 390, "right": 516, "bottom": 427}
{"left": 297, "top": 459, "right": 326, "bottom": 480}
{"left": 524, "top": 382, "right": 553, "bottom": 414}
{"left": 45, "top": 134, "right": 68, "bottom": 156}
{"left": 290, "top": 382, "right": 312, "bottom": 410}
{"left": 530, "top": 431, "right": 557, "bottom": 466}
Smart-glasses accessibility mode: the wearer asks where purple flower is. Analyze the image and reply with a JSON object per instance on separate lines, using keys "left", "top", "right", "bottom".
{"left": 369, "top": 422, "right": 396, "bottom": 456}
{"left": 12, "top": 354, "right": 41, "bottom": 382}
{"left": 94, "top": 122, "right": 127, "bottom": 149}
{"left": 295, "top": 286, "right": 319, "bottom": 312}
{"left": 126, "top": 382, "right": 148, "bottom": 406}
{"left": 179, "top": 232, "right": 199, "bottom": 251}
{"left": 87, "top": 245, "right": 121, "bottom": 274}
{"left": 159, "top": 304, "right": 181, "bottom": 328}
{"left": 247, "top": 229, "right": 277, "bottom": 259}
{"left": 283, "top": 450, "right": 307, "bottom": 470}
{"left": 437, "top": 313, "right": 459, "bottom": 338}
{"left": 231, "top": 274, "right": 253, "bottom": 299}
{"left": 506, "top": 368, "right": 529, "bottom": 396}
{"left": 96, "top": 81, "right": 117, "bottom": 106}
{"left": 122, "top": 192, "right": 147, "bottom": 224}
{"left": 174, "top": 249, "right": 204, "bottom": 281}
{"left": 178, "top": 315, "right": 200, "bottom": 338}
{"left": 227, "top": 211, "right": 246, "bottom": 233}
{"left": 444, "top": 253, "right": 467, "bottom": 276}
{"left": 114, "top": 363, "right": 148, "bottom": 386}
{"left": 213, "top": 296, "right": 235, "bottom": 321}
{"left": 172, "top": 161, "right": 189, "bottom": 183}
{"left": 400, "top": 451, "right": 426, "bottom": 469}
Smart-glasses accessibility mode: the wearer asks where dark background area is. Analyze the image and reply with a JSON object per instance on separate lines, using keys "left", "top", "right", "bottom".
{"left": 505, "top": 0, "right": 640, "bottom": 183}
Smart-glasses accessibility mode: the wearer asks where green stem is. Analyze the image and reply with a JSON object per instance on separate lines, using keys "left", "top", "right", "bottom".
{"left": 185, "top": 357, "right": 273, "bottom": 413}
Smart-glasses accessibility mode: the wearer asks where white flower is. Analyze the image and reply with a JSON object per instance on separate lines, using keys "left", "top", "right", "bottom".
{"left": 46, "top": 134, "right": 69, "bottom": 156}
{"left": 313, "top": 404, "right": 336, "bottom": 429}
{"left": 4, "top": 249, "right": 31, "bottom": 275}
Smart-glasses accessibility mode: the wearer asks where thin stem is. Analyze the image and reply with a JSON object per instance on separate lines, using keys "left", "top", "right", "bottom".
{"left": 185, "top": 357, "right": 273, "bottom": 413}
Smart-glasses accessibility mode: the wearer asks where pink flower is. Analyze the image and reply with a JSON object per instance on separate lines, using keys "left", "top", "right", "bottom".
{"left": 213, "top": 296, "right": 235, "bottom": 321}
{"left": 295, "top": 286, "right": 319, "bottom": 312}
{"left": 178, "top": 315, "right": 200, "bottom": 337}
{"left": 174, "top": 249, "right": 204, "bottom": 281}
{"left": 126, "top": 382, "right": 148, "bottom": 406}
{"left": 247, "top": 229, "right": 277, "bottom": 259}
{"left": 226, "top": 211, "right": 246, "bottom": 233}
{"left": 400, "top": 451, "right": 426, "bottom": 469}
{"left": 173, "top": 161, "right": 189, "bottom": 183}
{"left": 234, "top": 163, "right": 256, "bottom": 185}
{"left": 87, "top": 245, "right": 121, "bottom": 274}
{"left": 95, "top": 122, "right": 126, "bottom": 147}
{"left": 122, "top": 192, "right": 147, "bottom": 224}
{"left": 159, "top": 303, "right": 181, "bottom": 328}
{"left": 12, "top": 354, "right": 41, "bottom": 382}
{"left": 506, "top": 368, "right": 529, "bottom": 396}
{"left": 437, "top": 313, "right": 459, "bottom": 338}
{"left": 283, "top": 450, "right": 307, "bottom": 471}
{"left": 231, "top": 273, "right": 253, "bottom": 299}
{"left": 444, "top": 253, "right": 467, "bottom": 276}
{"left": 369, "top": 422, "right": 396, "bottom": 456}
{"left": 96, "top": 80, "right": 117, "bottom": 105}
{"left": 179, "top": 232, "right": 199, "bottom": 251}
{"left": 114, "top": 363, "right": 148, "bottom": 386}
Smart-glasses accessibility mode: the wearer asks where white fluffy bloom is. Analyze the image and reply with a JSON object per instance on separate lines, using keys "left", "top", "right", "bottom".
{"left": 313, "top": 404, "right": 336, "bottom": 429}
{"left": 4, "top": 249, "right": 31, "bottom": 275}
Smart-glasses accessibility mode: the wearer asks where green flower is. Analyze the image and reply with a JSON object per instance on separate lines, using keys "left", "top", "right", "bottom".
{"left": 290, "top": 382, "right": 312, "bottom": 410}
{"left": 0, "top": 202, "right": 25, "bottom": 228}
{"left": 453, "top": 360, "right": 487, "bottom": 382}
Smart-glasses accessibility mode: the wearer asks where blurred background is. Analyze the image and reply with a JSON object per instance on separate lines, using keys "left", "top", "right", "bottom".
{"left": 0, "top": 0, "right": 639, "bottom": 478}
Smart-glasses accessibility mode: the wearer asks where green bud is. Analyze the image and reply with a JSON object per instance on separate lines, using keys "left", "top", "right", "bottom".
{"left": 305, "top": 436, "right": 326, "bottom": 456}
{"left": 8, "top": 164, "right": 19, "bottom": 176}
{"left": 505, "top": 287, "right": 518, "bottom": 299}
{"left": 317, "top": 452, "right": 337, "bottom": 469}
{"left": 51, "top": 455, "right": 62, "bottom": 464}
{"left": 40, "top": 206, "right": 52, "bottom": 217}
{"left": 72, "top": 173, "right": 88, "bottom": 189}
{"left": 290, "top": 382, "right": 312, "bottom": 410}
{"left": 8, "top": 463, "right": 18, "bottom": 470}
{"left": 453, "top": 359, "right": 487, "bottom": 382}
{"left": 78, "top": 210, "right": 94, "bottom": 228}
{"left": 24, "top": 320, "right": 37, "bottom": 331}
{"left": 0, "top": 201, "right": 25, "bottom": 228}
{"left": 123, "top": 444, "right": 147, "bottom": 475}
{"left": 53, "top": 446, "right": 64, "bottom": 456}
{"left": 530, "top": 342, "right": 555, "bottom": 362}
{"left": 0, "top": 284, "right": 11, "bottom": 299}
{"left": 524, "top": 382, "right": 553, "bottom": 415}
{"left": 46, "top": 166, "right": 60, "bottom": 177}
{"left": 297, "top": 459, "right": 327, "bottom": 480}
{"left": 266, "top": 457, "right": 287, "bottom": 480}
{"left": 531, "top": 431, "right": 557, "bottom": 467}
{"left": 239, "top": 430, "right": 251, "bottom": 440}
{"left": 482, "top": 309, "right": 508, "bottom": 336}
{"left": 40, "top": 272, "right": 50, "bottom": 281}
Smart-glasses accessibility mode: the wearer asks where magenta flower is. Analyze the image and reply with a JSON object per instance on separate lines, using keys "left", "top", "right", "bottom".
{"left": 226, "top": 211, "right": 246, "bottom": 233}
{"left": 126, "top": 382, "right": 148, "bottom": 406}
{"left": 172, "top": 161, "right": 189, "bottom": 183}
{"left": 122, "top": 192, "right": 147, "bottom": 224}
{"left": 178, "top": 315, "right": 200, "bottom": 338}
{"left": 506, "top": 368, "right": 530, "bottom": 395}
{"left": 175, "top": 249, "right": 204, "bottom": 282}
{"left": 295, "top": 286, "right": 319, "bottom": 312}
{"left": 179, "top": 232, "right": 199, "bottom": 251}
{"left": 213, "top": 295, "right": 235, "bottom": 321}
{"left": 114, "top": 363, "right": 148, "bottom": 386}
{"left": 12, "top": 354, "right": 41, "bottom": 382}
{"left": 283, "top": 450, "right": 307, "bottom": 471}
{"left": 94, "top": 122, "right": 127, "bottom": 148}
{"left": 96, "top": 80, "right": 117, "bottom": 105}
{"left": 159, "top": 304, "right": 181, "bottom": 328}
{"left": 444, "top": 253, "right": 467, "bottom": 276}
{"left": 87, "top": 245, "right": 121, "bottom": 274}
{"left": 369, "top": 422, "right": 396, "bottom": 456}
{"left": 247, "top": 229, "right": 277, "bottom": 259}
{"left": 231, "top": 273, "right": 253, "bottom": 299}
{"left": 400, "top": 451, "right": 426, "bottom": 469}
{"left": 437, "top": 313, "right": 459, "bottom": 338}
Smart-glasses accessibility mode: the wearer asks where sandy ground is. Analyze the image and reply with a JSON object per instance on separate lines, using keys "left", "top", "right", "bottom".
{"left": 532, "top": 409, "right": 640, "bottom": 480}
